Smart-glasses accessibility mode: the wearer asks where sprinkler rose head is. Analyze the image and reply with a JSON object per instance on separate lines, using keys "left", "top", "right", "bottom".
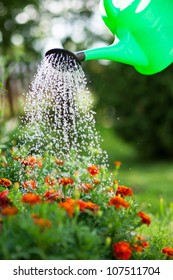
{"left": 45, "top": 48, "right": 82, "bottom": 69}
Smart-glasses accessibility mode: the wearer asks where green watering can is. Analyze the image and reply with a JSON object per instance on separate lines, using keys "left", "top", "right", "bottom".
{"left": 46, "top": 0, "right": 173, "bottom": 75}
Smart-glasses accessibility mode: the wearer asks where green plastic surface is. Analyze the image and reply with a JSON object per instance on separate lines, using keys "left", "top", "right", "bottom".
{"left": 83, "top": 0, "right": 173, "bottom": 74}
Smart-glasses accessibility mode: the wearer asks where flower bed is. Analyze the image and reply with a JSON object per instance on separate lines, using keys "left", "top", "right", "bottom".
{"left": 0, "top": 148, "right": 173, "bottom": 260}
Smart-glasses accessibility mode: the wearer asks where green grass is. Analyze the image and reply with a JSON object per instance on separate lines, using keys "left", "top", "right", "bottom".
{"left": 99, "top": 125, "right": 173, "bottom": 214}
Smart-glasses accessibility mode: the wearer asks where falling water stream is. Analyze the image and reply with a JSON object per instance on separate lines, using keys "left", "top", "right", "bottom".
{"left": 19, "top": 52, "right": 108, "bottom": 168}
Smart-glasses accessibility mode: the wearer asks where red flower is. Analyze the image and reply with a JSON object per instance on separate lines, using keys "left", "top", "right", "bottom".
{"left": 108, "top": 196, "right": 130, "bottom": 209}
{"left": 0, "top": 190, "right": 11, "bottom": 208}
{"left": 137, "top": 211, "right": 151, "bottom": 226}
{"left": 0, "top": 178, "right": 12, "bottom": 187}
{"left": 22, "top": 180, "right": 37, "bottom": 189}
{"left": 87, "top": 165, "right": 100, "bottom": 176}
{"left": 21, "top": 193, "right": 41, "bottom": 205}
{"left": 43, "top": 189, "right": 61, "bottom": 201}
{"left": 113, "top": 241, "right": 132, "bottom": 260}
{"left": 116, "top": 185, "right": 133, "bottom": 197}
{"left": 162, "top": 247, "right": 173, "bottom": 258}
{"left": 58, "top": 177, "right": 74, "bottom": 186}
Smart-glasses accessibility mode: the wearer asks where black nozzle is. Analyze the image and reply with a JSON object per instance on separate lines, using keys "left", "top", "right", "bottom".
{"left": 45, "top": 48, "right": 82, "bottom": 67}
{"left": 75, "top": 51, "right": 86, "bottom": 62}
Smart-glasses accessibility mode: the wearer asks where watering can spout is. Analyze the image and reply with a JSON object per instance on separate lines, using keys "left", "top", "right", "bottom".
{"left": 75, "top": 32, "right": 148, "bottom": 71}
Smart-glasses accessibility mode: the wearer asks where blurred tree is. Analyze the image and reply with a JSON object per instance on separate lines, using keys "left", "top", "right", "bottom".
{"left": 0, "top": 0, "right": 42, "bottom": 115}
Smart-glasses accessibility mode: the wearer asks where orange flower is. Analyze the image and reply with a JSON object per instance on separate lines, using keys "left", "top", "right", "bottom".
{"left": 83, "top": 201, "right": 99, "bottom": 213}
{"left": 59, "top": 198, "right": 77, "bottom": 217}
{"left": 79, "top": 183, "right": 94, "bottom": 193}
{"left": 21, "top": 193, "right": 41, "bottom": 205}
{"left": 22, "top": 180, "right": 37, "bottom": 189}
{"left": 21, "top": 156, "right": 42, "bottom": 168}
{"left": 137, "top": 211, "right": 151, "bottom": 226}
{"left": 59, "top": 199, "right": 99, "bottom": 217}
{"left": 43, "top": 189, "right": 60, "bottom": 201}
{"left": 113, "top": 241, "right": 132, "bottom": 260}
{"left": 55, "top": 159, "right": 64, "bottom": 165}
{"left": 1, "top": 206, "right": 18, "bottom": 216}
{"left": 87, "top": 165, "right": 100, "bottom": 176}
{"left": 162, "top": 247, "right": 173, "bottom": 258}
{"left": 44, "top": 176, "right": 55, "bottom": 187}
{"left": 108, "top": 196, "right": 130, "bottom": 209}
{"left": 33, "top": 217, "right": 52, "bottom": 228}
{"left": 133, "top": 236, "right": 149, "bottom": 252}
{"left": 116, "top": 186, "right": 133, "bottom": 197}
{"left": 58, "top": 177, "right": 74, "bottom": 186}
{"left": 0, "top": 178, "right": 12, "bottom": 187}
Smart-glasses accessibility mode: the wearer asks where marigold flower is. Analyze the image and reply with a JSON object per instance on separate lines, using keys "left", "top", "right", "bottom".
{"left": 33, "top": 217, "right": 52, "bottom": 228}
{"left": 45, "top": 176, "right": 55, "bottom": 187}
{"left": 0, "top": 178, "right": 12, "bottom": 187}
{"left": 22, "top": 180, "right": 37, "bottom": 189}
{"left": 43, "top": 189, "right": 60, "bottom": 201}
{"left": 21, "top": 156, "right": 42, "bottom": 168}
{"left": 116, "top": 185, "right": 133, "bottom": 197}
{"left": 132, "top": 236, "right": 149, "bottom": 252}
{"left": 55, "top": 159, "right": 64, "bottom": 165}
{"left": 21, "top": 193, "right": 41, "bottom": 205}
{"left": 58, "top": 177, "right": 74, "bottom": 186}
{"left": 59, "top": 199, "right": 99, "bottom": 217}
{"left": 59, "top": 198, "right": 77, "bottom": 217}
{"left": 1, "top": 206, "right": 18, "bottom": 216}
{"left": 83, "top": 201, "right": 99, "bottom": 213}
{"left": 108, "top": 196, "right": 130, "bottom": 209}
{"left": 113, "top": 241, "right": 132, "bottom": 260}
{"left": 79, "top": 183, "right": 94, "bottom": 193}
{"left": 0, "top": 190, "right": 11, "bottom": 208}
{"left": 137, "top": 211, "right": 151, "bottom": 226}
{"left": 87, "top": 165, "right": 100, "bottom": 176}
{"left": 162, "top": 247, "right": 173, "bottom": 258}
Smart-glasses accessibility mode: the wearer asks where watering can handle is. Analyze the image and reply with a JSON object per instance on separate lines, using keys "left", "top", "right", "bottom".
{"left": 101, "top": 0, "right": 120, "bottom": 19}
